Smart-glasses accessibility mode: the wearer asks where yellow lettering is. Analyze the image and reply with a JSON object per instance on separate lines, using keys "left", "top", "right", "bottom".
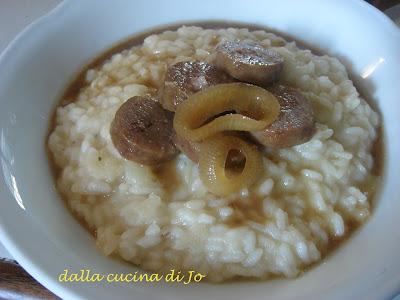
{"left": 165, "top": 269, "right": 175, "bottom": 282}
{"left": 58, "top": 269, "right": 68, "bottom": 282}
{"left": 133, "top": 272, "right": 149, "bottom": 282}
{"left": 124, "top": 274, "right": 133, "bottom": 282}
{"left": 91, "top": 273, "right": 105, "bottom": 282}
{"left": 193, "top": 272, "right": 206, "bottom": 282}
{"left": 115, "top": 273, "right": 127, "bottom": 282}
{"left": 77, "top": 270, "right": 85, "bottom": 282}
{"left": 132, "top": 272, "right": 139, "bottom": 282}
{"left": 70, "top": 274, "right": 79, "bottom": 282}
{"left": 107, "top": 273, "right": 116, "bottom": 282}
{"left": 183, "top": 271, "right": 194, "bottom": 285}
{"left": 149, "top": 273, "right": 163, "bottom": 282}
{"left": 58, "top": 270, "right": 171, "bottom": 283}
{"left": 176, "top": 271, "right": 184, "bottom": 282}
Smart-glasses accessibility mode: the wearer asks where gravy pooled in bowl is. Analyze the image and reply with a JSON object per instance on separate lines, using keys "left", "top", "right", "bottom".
{"left": 47, "top": 24, "right": 383, "bottom": 282}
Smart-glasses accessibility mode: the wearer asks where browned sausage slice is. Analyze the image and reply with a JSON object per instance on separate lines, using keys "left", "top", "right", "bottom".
{"left": 251, "top": 85, "right": 315, "bottom": 148}
{"left": 214, "top": 41, "right": 284, "bottom": 86}
{"left": 110, "top": 96, "right": 178, "bottom": 165}
{"left": 173, "top": 132, "right": 201, "bottom": 163}
{"left": 161, "top": 61, "right": 234, "bottom": 111}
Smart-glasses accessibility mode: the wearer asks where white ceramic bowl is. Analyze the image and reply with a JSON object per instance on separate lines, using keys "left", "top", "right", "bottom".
{"left": 0, "top": 1, "right": 399, "bottom": 299}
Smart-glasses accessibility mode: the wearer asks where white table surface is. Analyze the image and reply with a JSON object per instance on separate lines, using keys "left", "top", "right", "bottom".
{"left": 0, "top": 1, "right": 399, "bottom": 299}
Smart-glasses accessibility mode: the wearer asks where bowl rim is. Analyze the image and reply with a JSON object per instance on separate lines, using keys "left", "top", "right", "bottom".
{"left": 0, "top": 0, "right": 399, "bottom": 299}
{"left": 0, "top": 2, "right": 84, "bottom": 299}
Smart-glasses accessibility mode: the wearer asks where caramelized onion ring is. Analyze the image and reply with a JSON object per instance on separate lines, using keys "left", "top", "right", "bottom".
{"left": 173, "top": 83, "right": 280, "bottom": 141}
{"left": 198, "top": 135, "right": 263, "bottom": 196}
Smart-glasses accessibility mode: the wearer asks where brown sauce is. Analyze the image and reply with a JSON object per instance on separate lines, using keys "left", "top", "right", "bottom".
{"left": 152, "top": 159, "right": 180, "bottom": 197}
{"left": 46, "top": 21, "right": 386, "bottom": 278}
{"left": 229, "top": 195, "right": 265, "bottom": 225}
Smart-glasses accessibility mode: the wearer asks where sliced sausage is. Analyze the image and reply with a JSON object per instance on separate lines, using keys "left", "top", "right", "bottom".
{"left": 173, "top": 132, "right": 201, "bottom": 163}
{"left": 251, "top": 85, "right": 315, "bottom": 148}
{"left": 161, "top": 61, "right": 234, "bottom": 111}
{"left": 110, "top": 96, "right": 178, "bottom": 165}
{"left": 214, "top": 41, "right": 284, "bottom": 86}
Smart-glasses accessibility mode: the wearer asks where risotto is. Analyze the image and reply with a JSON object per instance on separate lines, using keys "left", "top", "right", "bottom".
{"left": 48, "top": 25, "right": 381, "bottom": 281}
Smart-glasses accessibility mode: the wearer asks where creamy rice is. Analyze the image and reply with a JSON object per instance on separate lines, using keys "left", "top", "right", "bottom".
{"left": 48, "top": 26, "right": 380, "bottom": 281}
